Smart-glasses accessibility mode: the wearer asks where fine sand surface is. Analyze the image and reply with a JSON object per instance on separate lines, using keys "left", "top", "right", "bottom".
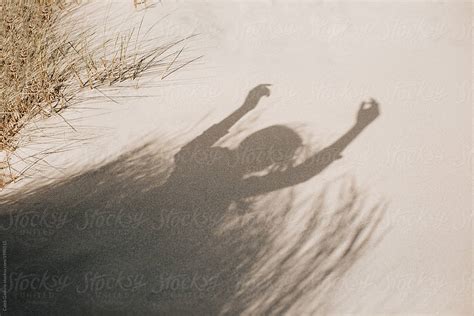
{"left": 1, "top": 1, "right": 471, "bottom": 315}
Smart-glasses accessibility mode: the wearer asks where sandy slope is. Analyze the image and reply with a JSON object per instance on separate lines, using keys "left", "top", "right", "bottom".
{"left": 1, "top": 1, "right": 471, "bottom": 314}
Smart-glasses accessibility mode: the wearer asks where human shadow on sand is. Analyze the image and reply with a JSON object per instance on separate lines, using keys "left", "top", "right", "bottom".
{"left": 0, "top": 84, "right": 384, "bottom": 315}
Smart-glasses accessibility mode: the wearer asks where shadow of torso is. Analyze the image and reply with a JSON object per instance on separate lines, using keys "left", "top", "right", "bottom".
{"left": 138, "top": 145, "right": 252, "bottom": 311}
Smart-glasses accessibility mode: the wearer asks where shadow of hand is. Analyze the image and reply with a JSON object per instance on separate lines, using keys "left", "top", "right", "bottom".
{"left": 356, "top": 98, "right": 380, "bottom": 127}
{"left": 242, "top": 84, "right": 272, "bottom": 111}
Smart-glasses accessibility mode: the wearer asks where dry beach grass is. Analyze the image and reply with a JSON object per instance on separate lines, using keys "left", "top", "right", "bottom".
{"left": 0, "top": 0, "right": 197, "bottom": 187}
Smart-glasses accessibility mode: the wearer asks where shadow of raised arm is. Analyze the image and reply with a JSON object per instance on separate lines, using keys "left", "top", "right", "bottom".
{"left": 175, "top": 84, "right": 272, "bottom": 160}
{"left": 238, "top": 99, "right": 380, "bottom": 197}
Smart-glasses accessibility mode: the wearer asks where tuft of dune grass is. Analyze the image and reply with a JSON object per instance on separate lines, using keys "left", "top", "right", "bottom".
{"left": 0, "top": 0, "right": 198, "bottom": 187}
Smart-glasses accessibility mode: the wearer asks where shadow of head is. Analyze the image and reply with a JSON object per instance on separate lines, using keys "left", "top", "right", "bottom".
{"left": 235, "top": 125, "right": 303, "bottom": 174}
